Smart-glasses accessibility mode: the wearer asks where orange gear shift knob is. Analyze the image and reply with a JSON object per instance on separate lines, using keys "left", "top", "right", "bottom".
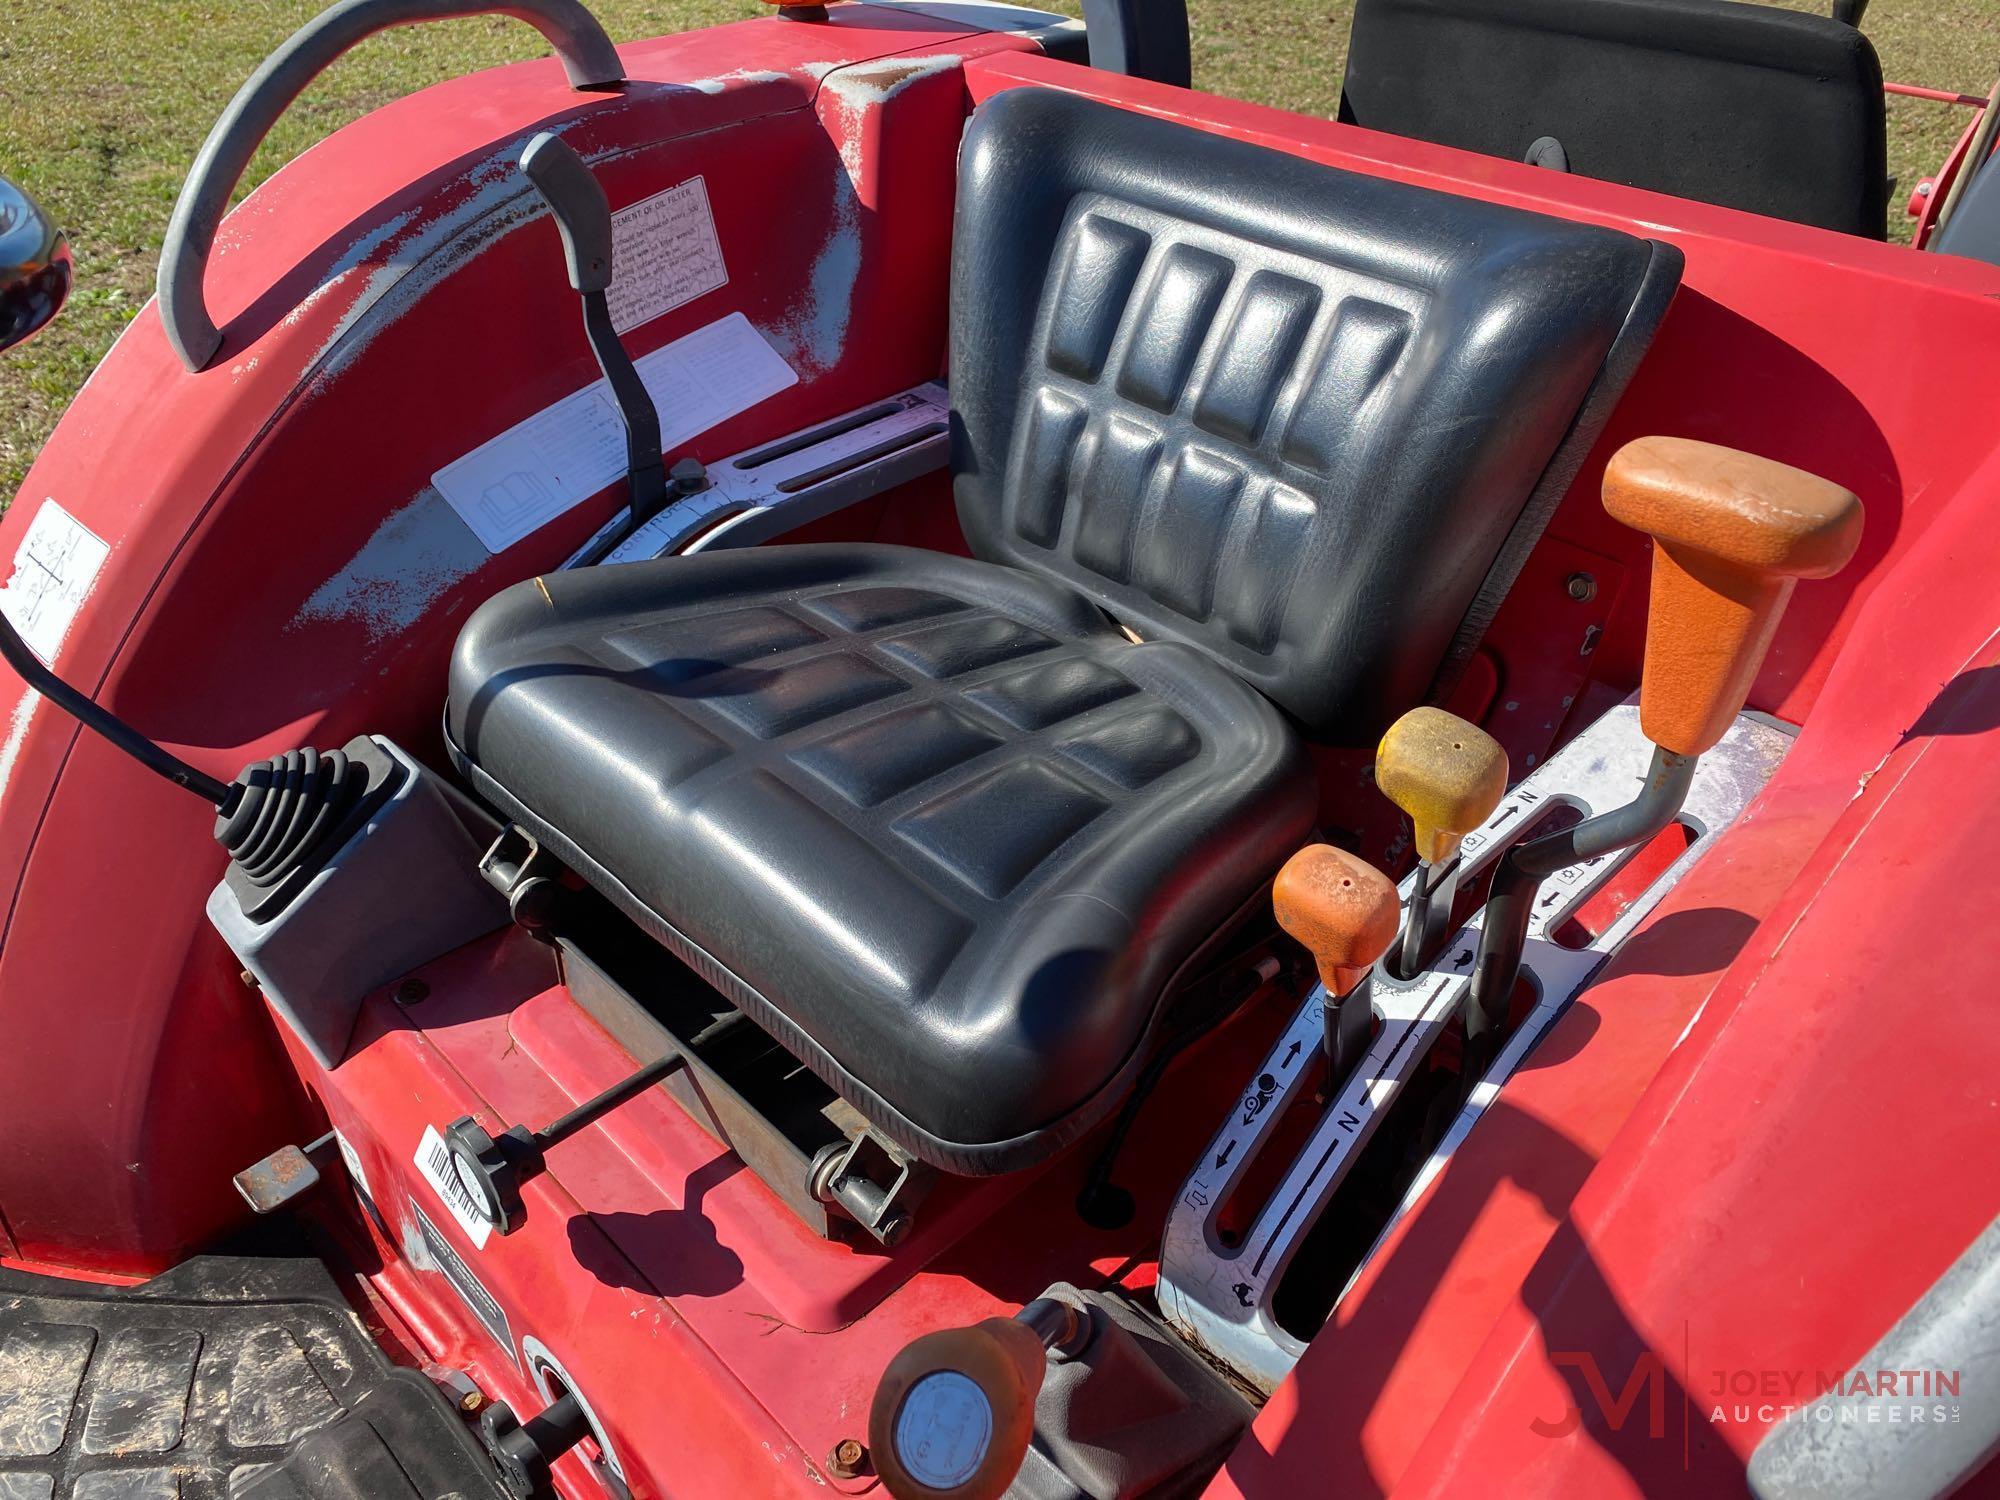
{"left": 1604, "top": 437, "right": 1863, "bottom": 756}
{"left": 1272, "top": 845, "right": 1401, "bottom": 995}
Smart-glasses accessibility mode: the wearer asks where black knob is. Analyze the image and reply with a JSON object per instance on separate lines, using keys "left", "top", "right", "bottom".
{"left": 442, "top": 1117, "right": 543, "bottom": 1237}
{"left": 480, "top": 1392, "right": 592, "bottom": 1499}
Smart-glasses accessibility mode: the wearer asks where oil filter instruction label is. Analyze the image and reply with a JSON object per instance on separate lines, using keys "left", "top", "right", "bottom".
{"left": 608, "top": 176, "right": 728, "bottom": 333}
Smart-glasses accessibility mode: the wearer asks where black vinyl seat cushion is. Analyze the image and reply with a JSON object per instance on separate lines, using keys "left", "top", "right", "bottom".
{"left": 449, "top": 88, "right": 1680, "bottom": 1174}
{"left": 448, "top": 545, "right": 1314, "bottom": 1173}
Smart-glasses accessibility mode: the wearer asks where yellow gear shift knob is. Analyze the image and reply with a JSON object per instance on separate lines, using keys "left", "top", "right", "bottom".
{"left": 1375, "top": 708, "right": 1509, "bottom": 866}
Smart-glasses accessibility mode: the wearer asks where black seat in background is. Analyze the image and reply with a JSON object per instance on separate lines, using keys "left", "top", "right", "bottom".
{"left": 1341, "top": 0, "right": 1889, "bottom": 239}
{"left": 448, "top": 88, "right": 1681, "bottom": 1175}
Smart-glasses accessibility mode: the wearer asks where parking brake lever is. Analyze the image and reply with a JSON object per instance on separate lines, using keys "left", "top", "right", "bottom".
{"left": 1273, "top": 845, "right": 1400, "bottom": 1086}
{"left": 519, "top": 132, "right": 667, "bottom": 559}
{"left": 1463, "top": 437, "right": 1864, "bottom": 1072}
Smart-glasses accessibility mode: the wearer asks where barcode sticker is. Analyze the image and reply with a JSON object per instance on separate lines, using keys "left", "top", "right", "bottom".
{"left": 413, "top": 1123, "right": 493, "bottom": 1249}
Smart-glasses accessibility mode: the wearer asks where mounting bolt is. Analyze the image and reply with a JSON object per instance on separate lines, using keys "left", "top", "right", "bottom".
{"left": 425, "top": 1363, "right": 486, "bottom": 1414}
{"left": 668, "top": 456, "right": 709, "bottom": 496}
{"left": 827, "top": 1438, "right": 869, "bottom": 1480}
{"left": 395, "top": 979, "right": 429, "bottom": 1005}
{"left": 1564, "top": 571, "right": 1598, "bottom": 602}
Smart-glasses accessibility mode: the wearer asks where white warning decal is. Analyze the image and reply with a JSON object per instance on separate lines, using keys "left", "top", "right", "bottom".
{"left": 414, "top": 1123, "right": 494, "bottom": 1249}
{"left": 433, "top": 311, "right": 798, "bottom": 554}
{"left": 0, "top": 499, "right": 110, "bottom": 664}
{"left": 608, "top": 177, "right": 728, "bottom": 334}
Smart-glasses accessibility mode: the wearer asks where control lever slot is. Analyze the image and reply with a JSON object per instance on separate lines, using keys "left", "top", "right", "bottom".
{"left": 1156, "top": 702, "right": 1791, "bottom": 1393}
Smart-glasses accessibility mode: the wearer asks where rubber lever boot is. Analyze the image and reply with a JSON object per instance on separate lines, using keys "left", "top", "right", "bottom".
{"left": 1375, "top": 707, "right": 1507, "bottom": 977}
{"left": 1272, "top": 845, "right": 1401, "bottom": 1085}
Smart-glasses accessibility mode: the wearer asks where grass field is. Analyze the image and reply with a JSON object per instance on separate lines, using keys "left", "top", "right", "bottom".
{"left": 1, "top": 0, "right": 1994, "bottom": 500}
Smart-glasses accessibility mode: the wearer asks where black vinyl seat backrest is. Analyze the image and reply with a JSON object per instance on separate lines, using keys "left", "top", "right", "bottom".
{"left": 1341, "top": 0, "right": 1888, "bottom": 239}
{"left": 951, "top": 88, "right": 1682, "bottom": 742}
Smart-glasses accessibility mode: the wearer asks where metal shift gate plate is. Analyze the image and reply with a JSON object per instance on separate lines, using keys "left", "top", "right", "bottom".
{"left": 563, "top": 382, "right": 949, "bottom": 567}
{"left": 1157, "top": 704, "right": 1791, "bottom": 1393}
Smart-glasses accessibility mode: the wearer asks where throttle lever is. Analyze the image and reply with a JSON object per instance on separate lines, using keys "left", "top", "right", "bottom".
{"left": 518, "top": 132, "right": 667, "bottom": 554}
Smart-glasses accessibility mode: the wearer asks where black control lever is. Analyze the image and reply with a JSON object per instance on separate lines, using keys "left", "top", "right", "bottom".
{"left": 444, "top": 1048, "right": 689, "bottom": 1236}
{"left": 518, "top": 132, "right": 667, "bottom": 558}
{"left": 1462, "top": 747, "right": 1695, "bottom": 1074}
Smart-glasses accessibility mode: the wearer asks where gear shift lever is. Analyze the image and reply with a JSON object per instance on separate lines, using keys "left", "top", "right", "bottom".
{"left": 1273, "top": 845, "right": 1401, "bottom": 1084}
{"left": 1464, "top": 437, "right": 1863, "bottom": 1065}
{"left": 1375, "top": 708, "right": 1507, "bottom": 977}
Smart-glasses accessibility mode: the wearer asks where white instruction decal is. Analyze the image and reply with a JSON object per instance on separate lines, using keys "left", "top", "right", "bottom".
{"left": 609, "top": 177, "right": 728, "bottom": 334}
{"left": 414, "top": 1123, "right": 493, "bottom": 1249}
{"left": 433, "top": 311, "right": 798, "bottom": 554}
{"left": 0, "top": 500, "right": 110, "bottom": 664}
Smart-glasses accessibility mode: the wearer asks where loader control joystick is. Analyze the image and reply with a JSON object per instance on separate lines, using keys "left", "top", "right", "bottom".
{"left": 869, "top": 1298, "right": 1092, "bottom": 1500}
{"left": 1272, "top": 845, "right": 1401, "bottom": 1085}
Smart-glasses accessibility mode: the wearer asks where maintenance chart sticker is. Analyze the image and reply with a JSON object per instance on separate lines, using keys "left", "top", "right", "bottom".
{"left": 0, "top": 499, "right": 110, "bottom": 663}
{"left": 432, "top": 311, "right": 798, "bottom": 553}
{"left": 409, "top": 1199, "right": 512, "bottom": 1352}
{"left": 608, "top": 177, "right": 727, "bottom": 333}
{"left": 414, "top": 1123, "right": 494, "bottom": 1249}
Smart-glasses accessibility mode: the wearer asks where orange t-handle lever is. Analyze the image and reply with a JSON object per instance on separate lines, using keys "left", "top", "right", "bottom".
{"left": 1273, "top": 845, "right": 1400, "bottom": 1080}
{"left": 1464, "top": 438, "right": 1864, "bottom": 1063}
{"left": 1605, "top": 437, "right": 1864, "bottom": 756}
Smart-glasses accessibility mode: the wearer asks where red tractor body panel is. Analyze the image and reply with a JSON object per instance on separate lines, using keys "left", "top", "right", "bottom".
{"left": 5, "top": 16, "right": 1999, "bottom": 1497}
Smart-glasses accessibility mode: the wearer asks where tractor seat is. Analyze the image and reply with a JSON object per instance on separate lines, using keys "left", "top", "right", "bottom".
{"left": 446, "top": 88, "right": 1682, "bottom": 1175}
